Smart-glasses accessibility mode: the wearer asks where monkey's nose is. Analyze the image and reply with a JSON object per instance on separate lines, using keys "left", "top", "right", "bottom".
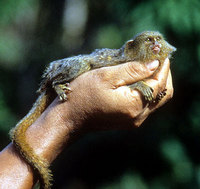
{"left": 154, "top": 41, "right": 161, "bottom": 48}
{"left": 152, "top": 43, "right": 161, "bottom": 54}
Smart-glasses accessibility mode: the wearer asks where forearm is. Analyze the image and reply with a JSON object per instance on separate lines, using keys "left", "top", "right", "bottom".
{"left": 0, "top": 59, "right": 172, "bottom": 189}
{"left": 25, "top": 97, "right": 76, "bottom": 163}
{"left": 0, "top": 98, "right": 79, "bottom": 189}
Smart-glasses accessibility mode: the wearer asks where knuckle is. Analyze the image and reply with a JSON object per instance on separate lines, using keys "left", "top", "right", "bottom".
{"left": 157, "top": 79, "right": 165, "bottom": 92}
{"left": 95, "top": 68, "right": 109, "bottom": 81}
{"left": 133, "top": 119, "right": 141, "bottom": 127}
{"left": 124, "top": 93, "right": 143, "bottom": 119}
{"left": 167, "top": 87, "right": 174, "bottom": 99}
{"left": 126, "top": 62, "right": 147, "bottom": 80}
{"left": 127, "top": 109, "right": 138, "bottom": 119}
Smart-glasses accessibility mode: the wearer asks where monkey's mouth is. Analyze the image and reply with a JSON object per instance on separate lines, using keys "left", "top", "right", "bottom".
{"left": 151, "top": 44, "right": 161, "bottom": 54}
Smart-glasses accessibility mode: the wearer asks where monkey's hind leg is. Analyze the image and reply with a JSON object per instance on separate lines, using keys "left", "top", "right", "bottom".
{"left": 53, "top": 83, "right": 72, "bottom": 101}
{"left": 129, "top": 81, "right": 154, "bottom": 102}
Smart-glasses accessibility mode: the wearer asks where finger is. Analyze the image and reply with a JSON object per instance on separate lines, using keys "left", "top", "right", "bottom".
{"left": 154, "top": 58, "right": 170, "bottom": 82}
{"left": 133, "top": 71, "right": 173, "bottom": 127}
{"left": 95, "top": 60, "right": 159, "bottom": 88}
{"left": 133, "top": 107, "right": 150, "bottom": 127}
{"left": 152, "top": 70, "right": 173, "bottom": 109}
{"left": 144, "top": 58, "right": 170, "bottom": 96}
{"left": 117, "top": 61, "right": 171, "bottom": 123}
{"left": 149, "top": 70, "right": 173, "bottom": 110}
{"left": 107, "top": 60, "right": 169, "bottom": 120}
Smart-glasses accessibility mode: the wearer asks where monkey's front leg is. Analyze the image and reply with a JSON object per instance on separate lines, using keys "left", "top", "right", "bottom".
{"left": 129, "top": 81, "right": 154, "bottom": 102}
{"left": 129, "top": 81, "right": 167, "bottom": 103}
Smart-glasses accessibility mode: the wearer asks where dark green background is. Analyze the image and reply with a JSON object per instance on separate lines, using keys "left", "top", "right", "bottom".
{"left": 1, "top": 0, "right": 200, "bottom": 188}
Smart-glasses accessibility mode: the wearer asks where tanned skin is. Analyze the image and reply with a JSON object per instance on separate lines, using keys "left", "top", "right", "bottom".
{"left": 10, "top": 31, "right": 176, "bottom": 189}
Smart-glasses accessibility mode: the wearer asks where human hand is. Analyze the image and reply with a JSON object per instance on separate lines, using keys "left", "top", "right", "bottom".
{"left": 63, "top": 58, "right": 173, "bottom": 130}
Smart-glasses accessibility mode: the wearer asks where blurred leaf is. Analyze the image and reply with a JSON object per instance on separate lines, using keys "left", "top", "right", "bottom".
{"left": 198, "top": 43, "right": 200, "bottom": 63}
{"left": 95, "top": 25, "right": 123, "bottom": 48}
{"left": 189, "top": 97, "right": 200, "bottom": 132}
{"left": 161, "top": 138, "right": 188, "bottom": 163}
{"left": 119, "top": 173, "right": 147, "bottom": 189}
{"left": 0, "top": 0, "right": 38, "bottom": 70}
{"left": 0, "top": 89, "right": 17, "bottom": 132}
{"left": 196, "top": 165, "right": 200, "bottom": 188}
{"left": 173, "top": 160, "right": 193, "bottom": 183}
{"left": 161, "top": 138, "right": 193, "bottom": 183}
{"left": 99, "top": 172, "right": 147, "bottom": 189}
{"left": 128, "top": 2, "right": 163, "bottom": 34}
{"left": 150, "top": 178, "right": 170, "bottom": 189}
{"left": 0, "top": 31, "right": 24, "bottom": 69}
{"left": 157, "top": 0, "right": 200, "bottom": 35}
{"left": 124, "top": 0, "right": 200, "bottom": 36}
{"left": 0, "top": 0, "right": 37, "bottom": 26}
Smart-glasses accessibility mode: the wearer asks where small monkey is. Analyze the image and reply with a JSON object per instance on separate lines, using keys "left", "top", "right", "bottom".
{"left": 10, "top": 31, "right": 176, "bottom": 189}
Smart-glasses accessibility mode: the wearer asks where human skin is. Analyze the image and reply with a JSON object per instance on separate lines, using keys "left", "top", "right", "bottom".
{"left": 0, "top": 58, "right": 173, "bottom": 189}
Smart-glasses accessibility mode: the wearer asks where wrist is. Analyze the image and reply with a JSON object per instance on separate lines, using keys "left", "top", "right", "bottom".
{"left": 25, "top": 97, "right": 82, "bottom": 164}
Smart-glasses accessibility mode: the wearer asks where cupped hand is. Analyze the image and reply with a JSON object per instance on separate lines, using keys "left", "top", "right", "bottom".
{"left": 63, "top": 58, "right": 173, "bottom": 130}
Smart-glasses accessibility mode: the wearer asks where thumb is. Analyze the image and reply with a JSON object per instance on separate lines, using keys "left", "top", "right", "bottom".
{"left": 99, "top": 60, "right": 159, "bottom": 87}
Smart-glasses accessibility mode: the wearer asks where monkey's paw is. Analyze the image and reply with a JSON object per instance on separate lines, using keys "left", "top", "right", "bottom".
{"left": 153, "top": 89, "right": 167, "bottom": 103}
{"left": 53, "top": 83, "right": 72, "bottom": 101}
{"left": 129, "top": 81, "right": 154, "bottom": 103}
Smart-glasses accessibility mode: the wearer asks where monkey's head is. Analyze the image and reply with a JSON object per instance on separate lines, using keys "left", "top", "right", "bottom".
{"left": 124, "top": 31, "right": 176, "bottom": 62}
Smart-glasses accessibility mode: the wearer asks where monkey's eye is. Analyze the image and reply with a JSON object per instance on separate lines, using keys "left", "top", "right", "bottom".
{"left": 145, "top": 37, "right": 152, "bottom": 42}
{"left": 156, "top": 36, "right": 161, "bottom": 41}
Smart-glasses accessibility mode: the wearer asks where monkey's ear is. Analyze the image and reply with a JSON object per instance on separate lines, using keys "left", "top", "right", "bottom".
{"left": 125, "top": 39, "right": 135, "bottom": 49}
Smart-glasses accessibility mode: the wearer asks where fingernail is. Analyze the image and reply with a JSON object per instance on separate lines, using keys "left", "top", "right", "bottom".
{"left": 146, "top": 60, "right": 159, "bottom": 71}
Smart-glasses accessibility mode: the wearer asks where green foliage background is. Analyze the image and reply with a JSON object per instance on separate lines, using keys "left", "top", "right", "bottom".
{"left": 1, "top": 0, "right": 200, "bottom": 188}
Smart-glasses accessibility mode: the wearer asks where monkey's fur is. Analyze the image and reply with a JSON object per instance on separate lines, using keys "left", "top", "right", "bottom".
{"left": 10, "top": 31, "right": 176, "bottom": 189}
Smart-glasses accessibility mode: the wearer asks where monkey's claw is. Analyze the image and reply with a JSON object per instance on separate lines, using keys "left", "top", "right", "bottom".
{"left": 156, "top": 89, "right": 167, "bottom": 101}
{"left": 59, "top": 92, "right": 68, "bottom": 101}
{"left": 53, "top": 83, "right": 72, "bottom": 101}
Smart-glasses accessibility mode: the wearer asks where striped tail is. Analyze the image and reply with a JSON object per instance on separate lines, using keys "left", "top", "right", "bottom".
{"left": 10, "top": 92, "right": 54, "bottom": 189}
